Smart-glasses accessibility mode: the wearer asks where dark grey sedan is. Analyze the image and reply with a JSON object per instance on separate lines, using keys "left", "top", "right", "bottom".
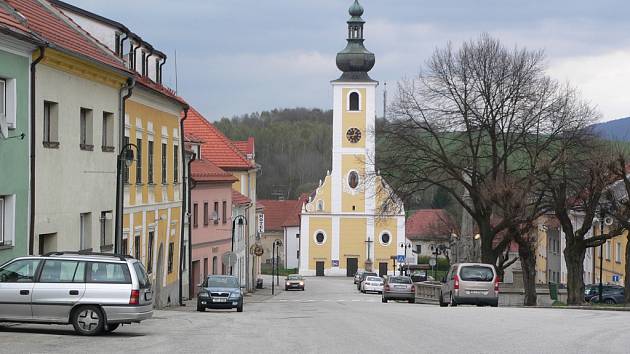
{"left": 197, "top": 275, "right": 244, "bottom": 312}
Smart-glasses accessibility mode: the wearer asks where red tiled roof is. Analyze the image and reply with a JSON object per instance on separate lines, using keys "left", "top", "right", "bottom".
{"left": 136, "top": 75, "right": 187, "bottom": 106}
{"left": 258, "top": 199, "right": 302, "bottom": 232}
{"left": 190, "top": 159, "right": 237, "bottom": 183}
{"left": 6, "top": 0, "right": 128, "bottom": 73}
{"left": 0, "top": 4, "right": 35, "bottom": 35}
{"left": 406, "top": 209, "right": 454, "bottom": 241}
{"left": 183, "top": 107, "right": 254, "bottom": 170}
{"left": 281, "top": 194, "right": 308, "bottom": 227}
{"left": 233, "top": 137, "right": 254, "bottom": 156}
{"left": 184, "top": 133, "right": 204, "bottom": 144}
{"left": 232, "top": 190, "right": 252, "bottom": 206}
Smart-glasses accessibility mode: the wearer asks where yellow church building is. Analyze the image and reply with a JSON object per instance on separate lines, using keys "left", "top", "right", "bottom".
{"left": 299, "top": 1, "right": 407, "bottom": 277}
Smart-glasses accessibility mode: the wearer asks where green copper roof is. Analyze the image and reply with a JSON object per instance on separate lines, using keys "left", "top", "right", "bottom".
{"left": 335, "top": 0, "right": 375, "bottom": 82}
{"left": 349, "top": 0, "right": 364, "bottom": 17}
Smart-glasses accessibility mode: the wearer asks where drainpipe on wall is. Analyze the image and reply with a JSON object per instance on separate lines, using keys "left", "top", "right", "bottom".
{"left": 114, "top": 78, "right": 135, "bottom": 254}
{"left": 158, "top": 56, "right": 167, "bottom": 84}
{"left": 145, "top": 49, "right": 154, "bottom": 78}
{"left": 179, "top": 106, "right": 190, "bottom": 305}
{"left": 28, "top": 46, "right": 46, "bottom": 256}
{"left": 119, "top": 32, "right": 128, "bottom": 58}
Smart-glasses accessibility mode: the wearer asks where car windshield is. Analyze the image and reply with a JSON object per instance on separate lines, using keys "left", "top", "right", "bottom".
{"left": 366, "top": 277, "right": 382, "bottom": 282}
{"left": 364, "top": 272, "right": 377, "bottom": 277}
{"left": 460, "top": 266, "right": 494, "bottom": 282}
{"left": 388, "top": 277, "right": 412, "bottom": 284}
{"left": 205, "top": 276, "right": 239, "bottom": 288}
{"left": 287, "top": 275, "right": 302, "bottom": 280}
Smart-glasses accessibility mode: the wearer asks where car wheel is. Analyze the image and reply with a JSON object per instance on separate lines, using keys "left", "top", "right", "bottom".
{"left": 237, "top": 302, "right": 243, "bottom": 313}
{"left": 285, "top": 287, "right": 288, "bottom": 291}
{"left": 382, "top": 297, "right": 388, "bottom": 303}
{"left": 439, "top": 292, "right": 448, "bottom": 307}
{"left": 104, "top": 323, "right": 120, "bottom": 333}
{"left": 197, "top": 303, "right": 205, "bottom": 312}
{"left": 71, "top": 305, "right": 104, "bottom": 336}
{"left": 450, "top": 293, "right": 457, "bottom": 307}
{"left": 408, "top": 299, "right": 415, "bottom": 304}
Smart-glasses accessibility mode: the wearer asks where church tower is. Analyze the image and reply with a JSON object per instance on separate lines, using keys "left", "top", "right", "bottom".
{"left": 299, "top": 1, "right": 407, "bottom": 277}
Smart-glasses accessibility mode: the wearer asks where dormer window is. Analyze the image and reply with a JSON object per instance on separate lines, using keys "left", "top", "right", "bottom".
{"left": 114, "top": 33, "right": 121, "bottom": 56}
{"left": 349, "top": 92, "right": 360, "bottom": 111}
{"left": 141, "top": 51, "right": 147, "bottom": 76}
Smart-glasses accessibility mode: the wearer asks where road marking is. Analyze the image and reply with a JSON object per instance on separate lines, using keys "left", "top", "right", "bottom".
{"left": 351, "top": 300, "right": 360, "bottom": 302}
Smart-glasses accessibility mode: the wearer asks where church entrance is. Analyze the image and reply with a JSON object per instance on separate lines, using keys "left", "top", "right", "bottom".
{"left": 316, "top": 261, "right": 325, "bottom": 276}
{"left": 346, "top": 258, "right": 358, "bottom": 277}
{"left": 379, "top": 262, "right": 388, "bottom": 277}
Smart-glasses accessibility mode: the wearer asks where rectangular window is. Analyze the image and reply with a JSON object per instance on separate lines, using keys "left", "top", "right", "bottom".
{"left": 148, "top": 140, "right": 154, "bottom": 184}
{"left": 0, "top": 197, "right": 4, "bottom": 245}
{"left": 40, "top": 260, "right": 84, "bottom": 283}
{"left": 122, "top": 238, "right": 128, "bottom": 255}
{"left": 79, "top": 108, "right": 93, "bottom": 150}
{"left": 174, "top": 145, "right": 179, "bottom": 183}
{"left": 43, "top": 101, "right": 59, "bottom": 147}
{"left": 141, "top": 51, "right": 147, "bottom": 76}
{"left": 214, "top": 202, "right": 219, "bottom": 224}
{"left": 114, "top": 33, "right": 121, "bottom": 56}
{"left": 616, "top": 242, "right": 622, "bottom": 263}
{"left": 123, "top": 136, "right": 130, "bottom": 183}
{"left": 134, "top": 235, "right": 141, "bottom": 259}
{"left": 100, "top": 211, "right": 112, "bottom": 251}
{"left": 203, "top": 202, "right": 209, "bottom": 226}
{"left": 168, "top": 242, "right": 174, "bottom": 273}
{"left": 155, "top": 60, "right": 161, "bottom": 83}
{"left": 102, "top": 112, "right": 114, "bottom": 151}
{"left": 606, "top": 240, "right": 611, "bottom": 261}
{"left": 147, "top": 231, "right": 154, "bottom": 273}
{"left": 222, "top": 201, "right": 227, "bottom": 224}
{"left": 161, "top": 143, "right": 167, "bottom": 184}
{"left": 0, "top": 79, "right": 5, "bottom": 119}
{"left": 136, "top": 138, "right": 143, "bottom": 184}
{"left": 80, "top": 213, "right": 91, "bottom": 251}
{"left": 87, "top": 262, "right": 131, "bottom": 284}
{"left": 193, "top": 203, "right": 198, "bottom": 228}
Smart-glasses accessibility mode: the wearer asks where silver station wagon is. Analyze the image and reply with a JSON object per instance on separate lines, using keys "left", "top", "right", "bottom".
{"left": 0, "top": 252, "right": 153, "bottom": 335}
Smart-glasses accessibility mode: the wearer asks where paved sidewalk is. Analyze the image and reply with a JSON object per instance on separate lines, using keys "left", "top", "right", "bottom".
{"left": 166, "top": 274, "right": 285, "bottom": 312}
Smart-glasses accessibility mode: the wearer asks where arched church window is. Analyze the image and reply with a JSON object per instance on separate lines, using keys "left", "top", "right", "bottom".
{"left": 348, "top": 171, "right": 359, "bottom": 189}
{"left": 349, "top": 92, "right": 360, "bottom": 111}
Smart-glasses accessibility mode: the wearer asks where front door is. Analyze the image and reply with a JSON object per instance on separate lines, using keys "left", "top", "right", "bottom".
{"left": 0, "top": 259, "right": 41, "bottom": 320}
{"left": 346, "top": 258, "right": 358, "bottom": 277}
{"left": 315, "top": 261, "right": 325, "bottom": 276}
{"left": 379, "top": 262, "right": 388, "bottom": 277}
{"left": 191, "top": 261, "right": 200, "bottom": 297}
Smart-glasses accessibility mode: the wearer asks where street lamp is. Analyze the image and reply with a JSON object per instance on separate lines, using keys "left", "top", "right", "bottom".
{"left": 115, "top": 143, "right": 138, "bottom": 255}
{"left": 272, "top": 239, "right": 283, "bottom": 295}
{"left": 400, "top": 242, "right": 412, "bottom": 275}
{"left": 431, "top": 244, "right": 449, "bottom": 279}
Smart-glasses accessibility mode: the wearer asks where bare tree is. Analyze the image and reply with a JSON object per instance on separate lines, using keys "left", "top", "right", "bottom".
{"left": 377, "top": 34, "right": 598, "bottom": 305}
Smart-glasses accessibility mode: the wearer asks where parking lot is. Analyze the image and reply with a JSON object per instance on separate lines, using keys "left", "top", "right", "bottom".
{"left": 1, "top": 276, "right": 630, "bottom": 353}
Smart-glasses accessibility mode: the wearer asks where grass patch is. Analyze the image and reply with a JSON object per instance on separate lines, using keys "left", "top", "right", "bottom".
{"left": 260, "top": 264, "right": 297, "bottom": 276}
{"left": 552, "top": 301, "right": 567, "bottom": 307}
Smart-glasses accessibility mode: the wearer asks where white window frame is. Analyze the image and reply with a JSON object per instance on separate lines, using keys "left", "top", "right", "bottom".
{"left": 379, "top": 230, "right": 392, "bottom": 246}
{"left": 0, "top": 195, "right": 15, "bottom": 246}
{"left": 346, "top": 90, "right": 362, "bottom": 112}
{"left": 606, "top": 240, "right": 611, "bottom": 261}
{"left": 616, "top": 242, "right": 622, "bottom": 263}
{"left": 0, "top": 196, "right": 4, "bottom": 245}
{"left": 0, "top": 78, "right": 17, "bottom": 136}
{"left": 313, "top": 230, "right": 327, "bottom": 246}
{"left": 0, "top": 78, "right": 5, "bottom": 119}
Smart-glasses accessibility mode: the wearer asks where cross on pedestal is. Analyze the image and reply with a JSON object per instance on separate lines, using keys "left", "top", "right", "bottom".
{"left": 365, "top": 238, "right": 374, "bottom": 271}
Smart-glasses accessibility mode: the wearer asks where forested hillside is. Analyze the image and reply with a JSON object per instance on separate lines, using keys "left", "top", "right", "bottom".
{"left": 214, "top": 108, "right": 333, "bottom": 200}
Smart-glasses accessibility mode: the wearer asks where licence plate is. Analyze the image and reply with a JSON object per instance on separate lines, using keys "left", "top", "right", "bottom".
{"left": 467, "top": 290, "right": 486, "bottom": 295}
{"left": 213, "top": 298, "right": 227, "bottom": 303}
{"left": 394, "top": 285, "right": 406, "bottom": 289}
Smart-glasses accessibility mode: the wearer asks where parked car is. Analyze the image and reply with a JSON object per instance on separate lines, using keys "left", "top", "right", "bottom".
{"left": 197, "top": 275, "right": 244, "bottom": 312}
{"left": 361, "top": 276, "right": 384, "bottom": 293}
{"left": 382, "top": 276, "right": 415, "bottom": 303}
{"left": 353, "top": 270, "right": 365, "bottom": 285}
{"left": 439, "top": 263, "right": 499, "bottom": 307}
{"left": 584, "top": 284, "right": 624, "bottom": 303}
{"left": 285, "top": 274, "right": 305, "bottom": 291}
{"left": 0, "top": 252, "right": 153, "bottom": 336}
{"left": 586, "top": 285, "right": 625, "bottom": 304}
{"left": 357, "top": 272, "right": 378, "bottom": 291}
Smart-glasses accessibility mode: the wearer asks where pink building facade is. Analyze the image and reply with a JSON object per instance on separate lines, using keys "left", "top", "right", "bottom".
{"left": 190, "top": 159, "right": 236, "bottom": 297}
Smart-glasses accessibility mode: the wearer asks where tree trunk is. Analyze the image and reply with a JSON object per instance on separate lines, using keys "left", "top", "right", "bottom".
{"left": 518, "top": 242, "right": 537, "bottom": 306}
{"left": 625, "top": 233, "right": 630, "bottom": 304}
{"left": 564, "top": 241, "right": 586, "bottom": 305}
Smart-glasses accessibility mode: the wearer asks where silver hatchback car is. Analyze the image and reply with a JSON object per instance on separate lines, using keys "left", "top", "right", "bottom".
{"left": 439, "top": 263, "right": 499, "bottom": 307}
{"left": 0, "top": 252, "right": 153, "bottom": 335}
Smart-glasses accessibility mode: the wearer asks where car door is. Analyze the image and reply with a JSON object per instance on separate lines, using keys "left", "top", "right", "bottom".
{"left": 31, "top": 260, "right": 86, "bottom": 322}
{"left": 0, "top": 258, "right": 41, "bottom": 321}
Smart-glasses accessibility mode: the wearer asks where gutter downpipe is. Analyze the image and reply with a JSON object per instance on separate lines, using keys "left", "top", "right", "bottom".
{"left": 114, "top": 78, "right": 135, "bottom": 254}
{"left": 179, "top": 106, "right": 190, "bottom": 305}
{"left": 28, "top": 46, "right": 46, "bottom": 255}
{"left": 119, "top": 32, "right": 128, "bottom": 58}
{"left": 158, "top": 56, "right": 167, "bottom": 84}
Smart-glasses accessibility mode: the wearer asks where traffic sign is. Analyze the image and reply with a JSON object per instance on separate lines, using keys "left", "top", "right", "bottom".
{"left": 222, "top": 251, "right": 237, "bottom": 267}
{"left": 612, "top": 275, "right": 620, "bottom": 282}
{"left": 429, "top": 258, "right": 437, "bottom": 267}
{"left": 396, "top": 255, "right": 405, "bottom": 263}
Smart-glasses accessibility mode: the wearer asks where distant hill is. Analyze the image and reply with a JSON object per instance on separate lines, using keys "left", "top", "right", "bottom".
{"left": 592, "top": 117, "right": 630, "bottom": 141}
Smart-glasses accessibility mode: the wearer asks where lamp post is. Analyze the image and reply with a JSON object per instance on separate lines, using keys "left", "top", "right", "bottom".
{"left": 230, "top": 215, "right": 247, "bottom": 277}
{"left": 115, "top": 143, "right": 138, "bottom": 255}
{"left": 400, "top": 242, "right": 411, "bottom": 275}
{"left": 431, "top": 244, "right": 449, "bottom": 279}
{"left": 272, "top": 239, "right": 283, "bottom": 295}
{"left": 599, "top": 207, "right": 605, "bottom": 304}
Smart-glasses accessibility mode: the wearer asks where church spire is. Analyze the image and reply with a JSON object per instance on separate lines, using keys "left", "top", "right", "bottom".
{"left": 335, "top": 0, "right": 376, "bottom": 82}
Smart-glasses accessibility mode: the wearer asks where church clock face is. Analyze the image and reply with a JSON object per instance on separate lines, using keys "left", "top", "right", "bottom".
{"left": 346, "top": 128, "right": 362, "bottom": 143}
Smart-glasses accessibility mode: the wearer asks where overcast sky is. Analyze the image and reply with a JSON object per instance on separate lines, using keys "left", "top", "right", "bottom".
{"left": 66, "top": 0, "right": 630, "bottom": 122}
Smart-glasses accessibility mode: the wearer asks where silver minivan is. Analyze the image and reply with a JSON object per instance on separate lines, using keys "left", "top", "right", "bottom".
{"left": 439, "top": 263, "right": 499, "bottom": 307}
{"left": 0, "top": 252, "right": 153, "bottom": 335}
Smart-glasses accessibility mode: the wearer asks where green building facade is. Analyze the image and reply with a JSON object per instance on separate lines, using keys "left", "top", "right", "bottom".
{"left": 0, "top": 40, "right": 34, "bottom": 264}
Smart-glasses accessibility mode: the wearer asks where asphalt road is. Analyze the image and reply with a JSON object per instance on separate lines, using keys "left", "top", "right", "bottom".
{"left": 1, "top": 276, "right": 629, "bottom": 353}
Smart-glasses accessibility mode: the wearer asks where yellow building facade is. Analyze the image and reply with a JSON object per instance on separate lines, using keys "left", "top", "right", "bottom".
{"left": 299, "top": 2, "right": 406, "bottom": 277}
{"left": 594, "top": 230, "right": 627, "bottom": 285}
{"left": 122, "top": 85, "right": 186, "bottom": 307}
